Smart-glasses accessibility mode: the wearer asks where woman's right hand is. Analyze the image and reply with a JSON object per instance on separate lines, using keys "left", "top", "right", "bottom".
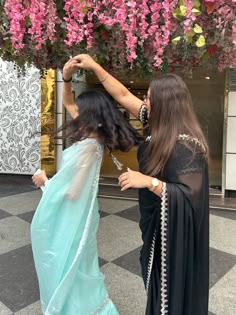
{"left": 62, "top": 57, "right": 81, "bottom": 80}
{"left": 73, "top": 54, "right": 99, "bottom": 71}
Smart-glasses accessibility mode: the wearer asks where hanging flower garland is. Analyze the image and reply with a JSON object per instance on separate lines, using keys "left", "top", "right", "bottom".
{"left": 4, "top": 0, "right": 29, "bottom": 49}
{"left": 0, "top": 0, "right": 236, "bottom": 75}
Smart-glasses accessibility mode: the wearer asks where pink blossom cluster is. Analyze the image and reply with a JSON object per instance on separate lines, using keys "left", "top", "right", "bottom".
{"left": 182, "top": 0, "right": 196, "bottom": 33}
{"left": 64, "top": 0, "right": 96, "bottom": 47}
{"left": 4, "top": 0, "right": 60, "bottom": 50}
{"left": 86, "top": 0, "right": 179, "bottom": 68}
{"left": 153, "top": 0, "right": 178, "bottom": 67}
{"left": 2, "top": 0, "right": 236, "bottom": 73}
{"left": 4, "top": 0, "right": 28, "bottom": 49}
{"left": 28, "top": 0, "right": 60, "bottom": 49}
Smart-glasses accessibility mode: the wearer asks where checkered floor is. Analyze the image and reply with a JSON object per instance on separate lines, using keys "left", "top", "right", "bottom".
{"left": 0, "top": 179, "right": 236, "bottom": 315}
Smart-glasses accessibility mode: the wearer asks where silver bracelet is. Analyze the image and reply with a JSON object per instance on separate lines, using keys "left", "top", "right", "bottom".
{"left": 139, "top": 104, "right": 148, "bottom": 123}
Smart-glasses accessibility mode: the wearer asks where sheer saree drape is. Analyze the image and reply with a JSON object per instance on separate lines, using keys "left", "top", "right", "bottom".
{"left": 31, "top": 138, "right": 119, "bottom": 315}
{"left": 138, "top": 136, "right": 209, "bottom": 315}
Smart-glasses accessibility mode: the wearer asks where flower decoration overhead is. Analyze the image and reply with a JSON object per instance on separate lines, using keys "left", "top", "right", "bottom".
{"left": 0, "top": 0, "right": 236, "bottom": 75}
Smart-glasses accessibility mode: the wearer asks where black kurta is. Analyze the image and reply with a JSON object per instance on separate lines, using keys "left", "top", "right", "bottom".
{"left": 138, "top": 135, "right": 209, "bottom": 315}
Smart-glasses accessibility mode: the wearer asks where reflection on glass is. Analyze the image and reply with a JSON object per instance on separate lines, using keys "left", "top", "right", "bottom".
{"left": 41, "top": 69, "right": 56, "bottom": 176}
{"left": 185, "top": 68, "right": 225, "bottom": 188}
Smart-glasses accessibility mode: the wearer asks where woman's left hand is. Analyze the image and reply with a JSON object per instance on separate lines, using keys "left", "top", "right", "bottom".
{"left": 118, "top": 168, "right": 151, "bottom": 191}
{"left": 32, "top": 170, "right": 48, "bottom": 188}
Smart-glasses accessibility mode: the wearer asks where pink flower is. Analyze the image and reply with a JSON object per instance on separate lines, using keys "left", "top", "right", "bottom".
{"left": 2, "top": 0, "right": 236, "bottom": 74}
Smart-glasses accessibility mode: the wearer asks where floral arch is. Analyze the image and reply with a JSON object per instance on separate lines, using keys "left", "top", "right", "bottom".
{"left": 0, "top": 0, "right": 235, "bottom": 75}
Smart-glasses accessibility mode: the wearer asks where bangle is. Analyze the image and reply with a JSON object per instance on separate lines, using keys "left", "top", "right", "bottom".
{"left": 62, "top": 76, "right": 72, "bottom": 83}
{"left": 100, "top": 72, "right": 109, "bottom": 83}
{"left": 139, "top": 104, "right": 148, "bottom": 124}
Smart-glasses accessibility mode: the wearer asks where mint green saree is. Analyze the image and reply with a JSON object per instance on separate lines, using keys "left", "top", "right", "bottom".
{"left": 31, "top": 138, "right": 119, "bottom": 315}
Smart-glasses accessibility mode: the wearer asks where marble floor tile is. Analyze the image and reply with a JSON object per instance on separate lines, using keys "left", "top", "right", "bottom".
{"left": 98, "top": 197, "right": 138, "bottom": 214}
{"left": 113, "top": 246, "right": 142, "bottom": 277}
{"left": 209, "top": 265, "right": 236, "bottom": 315}
{"left": 0, "top": 175, "right": 33, "bottom": 186}
{"left": 101, "top": 263, "right": 147, "bottom": 315}
{"left": 0, "top": 185, "right": 36, "bottom": 198}
{"left": 99, "top": 257, "right": 109, "bottom": 267}
{"left": 210, "top": 208, "right": 236, "bottom": 221}
{"left": 210, "top": 248, "right": 236, "bottom": 288}
{"left": 0, "top": 245, "right": 39, "bottom": 313}
{"left": 112, "top": 247, "right": 236, "bottom": 290}
{"left": 99, "top": 210, "right": 110, "bottom": 218}
{"left": 0, "top": 209, "right": 12, "bottom": 220}
{"left": 210, "top": 214, "right": 236, "bottom": 256}
{"left": 0, "top": 217, "right": 31, "bottom": 255}
{"left": 115, "top": 205, "right": 140, "bottom": 223}
{"left": 98, "top": 186, "right": 139, "bottom": 200}
{"left": 17, "top": 211, "right": 35, "bottom": 224}
{"left": 0, "top": 190, "right": 41, "bottom": 215}
{"left": 14, "top": 301, "right": 42, "bottom": 315}
{"left": 97, "top": 215, "right": 142, "bottom": 261}
{"left": 0, "top": 302, "right": 13, "bottom": 315}
{"left": 0, "top": 182, "right": 235, "bottom": 315}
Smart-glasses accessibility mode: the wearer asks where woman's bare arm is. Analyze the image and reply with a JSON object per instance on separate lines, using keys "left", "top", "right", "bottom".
{"left": 74, "top": 54, "right": 144, "bottom": 118}
{"left": 62, "top": 58, "right": 80, "bottom": 119}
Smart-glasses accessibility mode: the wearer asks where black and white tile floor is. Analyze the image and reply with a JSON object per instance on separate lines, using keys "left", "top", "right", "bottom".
{"left": 0, "top": 176, "right": 235, "bottom": 315}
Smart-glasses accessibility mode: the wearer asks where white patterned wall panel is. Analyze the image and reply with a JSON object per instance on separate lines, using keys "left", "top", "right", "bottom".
{"left": 0, "top": 59, "right": 41, "bottom": 174}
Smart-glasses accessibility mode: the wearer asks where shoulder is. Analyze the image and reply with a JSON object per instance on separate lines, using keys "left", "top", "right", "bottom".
{"left": 176, "top": 134, "right": 207, "bottom": 156}
{"left": 74, "top": 138, "right": 104, "bottom": 155}
{"left": 171, "top": 134, "right": 208, "bottom": 174}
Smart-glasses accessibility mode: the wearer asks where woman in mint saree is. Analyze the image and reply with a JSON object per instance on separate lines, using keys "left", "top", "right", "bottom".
{"left": 31, "top": 138, "right": 111, "bottom": 315}
{"left": 31, "top": 63, "right": 142, "bottom": 315}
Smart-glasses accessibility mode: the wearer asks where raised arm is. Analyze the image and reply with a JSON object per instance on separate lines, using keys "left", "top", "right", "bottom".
{"left": 74, "top": 54, "right": 144, "bottom": 118}
{"left": 62, "top": 58, "right": 80, "bottom": 119}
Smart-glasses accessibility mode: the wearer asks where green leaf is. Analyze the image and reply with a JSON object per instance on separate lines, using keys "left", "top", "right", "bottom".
{"left": 192, "top": 8, "right": 201, "bottom": 16}
{"left": 172, "top": 8, "right": 181, "bottom": 20}
{"left": 193, "top": 0, "right": 201, "bottom": 8}
{"left": 172, "top": 36, "right": 181, "bottom": 45}
{"left": 179, "top": 5, "right": 187, "bottom": 16}
{"left": 193, "top": 24, "right": 203, "bottom": 34}
{"left": 185, "top": 30, "right": 195, "bottom": 44}
{"left": 196, "top": 35, "right": 206, "bottom": 47}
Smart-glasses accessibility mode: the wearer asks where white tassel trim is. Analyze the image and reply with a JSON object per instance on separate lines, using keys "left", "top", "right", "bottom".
{"left": 145, "top": 229, "right": 156, "bottom": 292}
{"left": 160, "top": 182, "right": 168, "bottom": 315}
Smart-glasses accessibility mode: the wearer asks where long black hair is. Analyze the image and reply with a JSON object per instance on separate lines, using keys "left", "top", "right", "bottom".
{"left": 59, "top": 89, "right": 143, "bottom": 151}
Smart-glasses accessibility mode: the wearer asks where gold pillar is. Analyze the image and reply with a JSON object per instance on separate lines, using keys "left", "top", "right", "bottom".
{"left": 40, "top": 69, "right": 56, "bottom": 176}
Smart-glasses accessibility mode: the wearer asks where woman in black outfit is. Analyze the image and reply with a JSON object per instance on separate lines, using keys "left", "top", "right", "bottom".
{"left": 66, "top": 54, "right": 209, "bottom": 315}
